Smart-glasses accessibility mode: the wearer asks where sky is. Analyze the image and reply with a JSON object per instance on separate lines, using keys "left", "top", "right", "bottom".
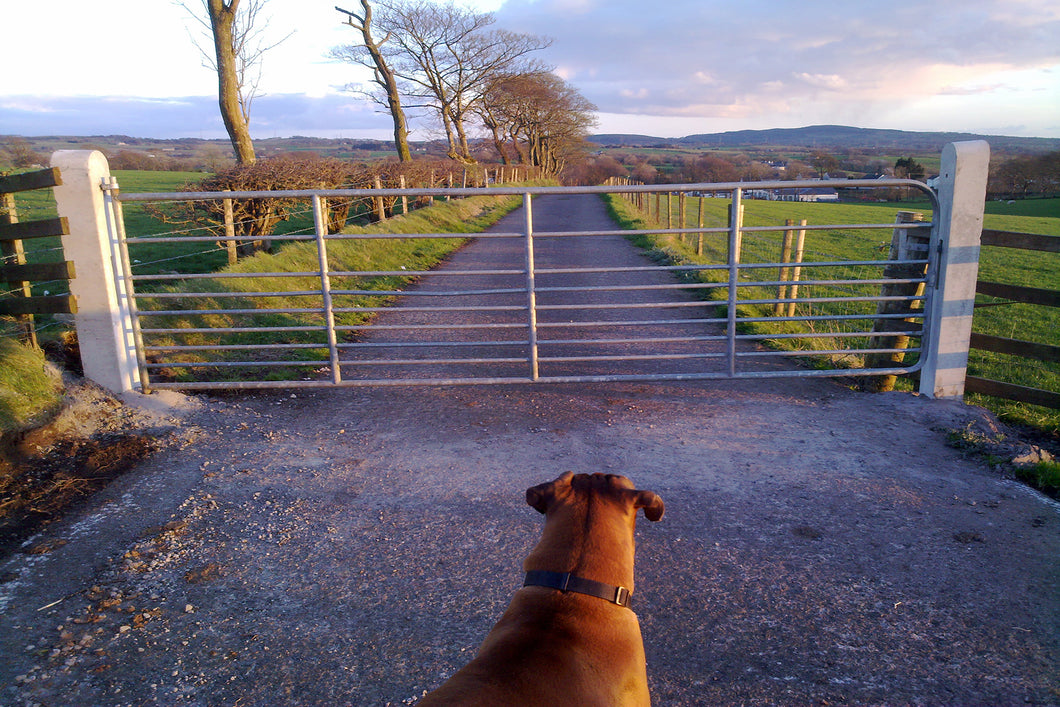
{"left": 1, "top": 0, "right": 1058, "bottom": 141}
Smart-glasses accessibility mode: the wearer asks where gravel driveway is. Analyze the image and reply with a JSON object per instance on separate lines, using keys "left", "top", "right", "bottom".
{"left": 1, "top": 196, "right": 1057, "bottom": 706}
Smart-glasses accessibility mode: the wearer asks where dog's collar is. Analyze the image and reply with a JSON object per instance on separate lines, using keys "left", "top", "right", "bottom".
{"left": 523, "top": 570, "right": 633, "bottom": 609}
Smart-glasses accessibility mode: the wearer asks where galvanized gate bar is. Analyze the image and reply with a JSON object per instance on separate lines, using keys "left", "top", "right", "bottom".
{"left": 312, "top": 194, "right": 342, "bottom": 385}
{"left": 109, "top": 178, "right": 940, "bottom": 391}
{"left": 726, "top": 188, "right": 743, "bottom": 377}
{"left": 523, "top": 193, "right": 540, "bottom": 381}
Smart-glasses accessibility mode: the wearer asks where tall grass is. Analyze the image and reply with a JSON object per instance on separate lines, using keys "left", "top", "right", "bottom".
{"left": 0, "top": 338, "right": 63, "bottom": 434}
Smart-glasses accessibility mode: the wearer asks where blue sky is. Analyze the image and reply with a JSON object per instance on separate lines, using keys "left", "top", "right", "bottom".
{"left": 2, "top": 0, "right": 1057, "bottom": 140}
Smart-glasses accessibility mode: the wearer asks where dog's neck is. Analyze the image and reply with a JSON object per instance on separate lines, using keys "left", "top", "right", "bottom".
{"left": 522, "top": 501, "right": 638, "bottom": 593}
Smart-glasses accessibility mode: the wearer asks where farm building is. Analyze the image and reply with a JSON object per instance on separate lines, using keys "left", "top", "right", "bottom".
{"left": 746, "top": 187, "right": 841, "bottom": 202}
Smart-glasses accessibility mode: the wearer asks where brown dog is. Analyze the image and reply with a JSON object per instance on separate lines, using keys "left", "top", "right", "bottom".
{"left": 418, "top": 471, "right": 665, "bottom": 706}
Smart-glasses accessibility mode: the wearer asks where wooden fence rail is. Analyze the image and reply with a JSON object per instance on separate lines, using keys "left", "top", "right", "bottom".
{"left": 0, "top": 167, "right": 76, "bottom": 346}
{"left": 966, "top": 229, "right": 1060, "bottom": 409}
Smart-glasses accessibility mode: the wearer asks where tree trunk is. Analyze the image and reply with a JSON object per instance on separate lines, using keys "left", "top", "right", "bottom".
{"left": 351, "top": 0, "right": 411, "bottom": 162}
{"left": 488, "top": 123, "right": 510, "bottom": 164}
{"left": 208, "top": 0, "right": 256, "bottom": 164}
{"left": 452, "top": 111, "right": 475, "bottom": 164}
{"left": 439, "top": 108, "right": 461, "bottom": 162}
{"left": 381, "top": 71, "right": 412, "bottom": 162}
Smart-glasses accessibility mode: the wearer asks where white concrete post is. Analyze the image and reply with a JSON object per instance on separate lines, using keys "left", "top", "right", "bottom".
{"left": 918, "top": 140, "right": 990, "bottom": 399}
{"left": 50, "top": 150, "right": 139, "bottom": 393}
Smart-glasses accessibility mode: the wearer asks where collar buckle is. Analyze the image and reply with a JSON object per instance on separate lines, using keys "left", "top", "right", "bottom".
{"left": 523, "top": 570, "right": 634, "bottom": 609}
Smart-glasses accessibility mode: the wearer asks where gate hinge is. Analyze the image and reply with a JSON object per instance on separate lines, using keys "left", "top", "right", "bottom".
{"left": 931, "top": 240, "right": 944, "bottom": 289}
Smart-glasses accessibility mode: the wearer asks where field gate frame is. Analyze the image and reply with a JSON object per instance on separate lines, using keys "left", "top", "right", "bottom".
{"left": 47, "top": 141, "right": 990, "bottom": 398}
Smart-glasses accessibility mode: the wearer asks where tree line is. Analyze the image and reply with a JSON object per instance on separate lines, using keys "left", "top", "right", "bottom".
{"left": 330, "top": 0, "right": 596, "bottom": 175}
{"left": 105, "top": 0, "right": 594, "bottom": 262}
{"left": 189, "top": 0, "right": 595, "bottom": 180}
{"left": 572, "top": 147, "right": 1059, "bottom": 200}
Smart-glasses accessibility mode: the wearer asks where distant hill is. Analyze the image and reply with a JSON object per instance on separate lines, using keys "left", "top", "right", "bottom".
{"left": 588, "top": 125, "right": 1060, "bottom": 154}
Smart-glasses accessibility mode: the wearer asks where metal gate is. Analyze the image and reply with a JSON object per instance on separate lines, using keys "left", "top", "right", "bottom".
{"left": 108, "top": 180, "right": 939, "bottom": 391}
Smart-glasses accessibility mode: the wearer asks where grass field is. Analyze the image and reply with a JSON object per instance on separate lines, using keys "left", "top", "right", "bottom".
{"left": 4, "top": 170, "right": 409, "bottom": 341}
{"left": 605, "top": 192, "right": 1060, "bottom": 432}
{"left": 5, "top": 170, "right": 1058, "bottom": 429}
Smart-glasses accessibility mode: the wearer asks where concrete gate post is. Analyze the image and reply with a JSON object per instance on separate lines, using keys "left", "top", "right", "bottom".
{"left": 918, "top": 140, "right": 990, "bottom": 400}
{"left": 50, "top": 150, "right": 139, "bottom": 393}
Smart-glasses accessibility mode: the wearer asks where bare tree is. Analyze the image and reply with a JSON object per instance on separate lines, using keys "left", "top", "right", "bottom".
{"left": 477, "top": 72, "right": 596, "bottom": 176}
{"left": 371, "top": 1, "right": 551, "bottom": 163}
{"left": 183, "top": 0, "right": 290, "bottom": 164}
{"left": 333, "top": 2, "right": 412, "bottom": 162}
{"left": 810, "top": 150, "right": 839, "bottom": 178}
{"left": 0, "top": 137, "right": 45, "bottom": 169}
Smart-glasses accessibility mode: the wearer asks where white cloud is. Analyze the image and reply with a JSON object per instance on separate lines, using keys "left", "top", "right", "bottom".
{"left": 495, "top": 0, "right": 1060, "bottom": 136}
{"left": 0, "top": 94, "right": 396, "bottom": 140}
{"left": 793, "top": 73, "right": 848, "bottom": 91}
{"left": 1, "top": 0, "right": 1057, "bottom": 138}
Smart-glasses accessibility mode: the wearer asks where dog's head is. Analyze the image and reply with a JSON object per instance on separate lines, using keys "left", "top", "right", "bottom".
{"left": 526, "top": 471, "right": 665, "bottom": 522}
{"left": 523, "top": 472, "right": 663, "bottom": 589}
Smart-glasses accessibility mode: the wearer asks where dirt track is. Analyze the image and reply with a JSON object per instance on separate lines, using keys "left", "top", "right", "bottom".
{"left": 1, "top": 196, "right": 1058, "bottom": 706}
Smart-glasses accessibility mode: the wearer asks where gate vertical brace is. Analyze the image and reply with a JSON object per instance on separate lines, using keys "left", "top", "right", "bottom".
{"left": 726, "top": 188, "right": 744, "bottom": 377}
{"left": 104, "top": 177, "right": 151, "bottom": 393}
{"left": 312, "top": 194, "right": 342, "bottom": 385}
{"left": 523, "top": 192, "right": 540, "bottom": 381}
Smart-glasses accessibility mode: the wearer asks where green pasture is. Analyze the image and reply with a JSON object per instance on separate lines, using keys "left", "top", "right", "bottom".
{"left": 606, "top": 193, "right": 1060, "bottom": 431}
{"left": 6, "top": 170, "right": 452, "bottom": 339}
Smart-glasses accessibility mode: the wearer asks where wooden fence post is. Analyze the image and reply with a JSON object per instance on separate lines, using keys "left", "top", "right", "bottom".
{"left": 678, "top": 192, "right": 686, "bottom": 244}
{"left": 775, "top": 219, "right": 796, "bottom": 316}
{"left": 1, "top": 191, "right": 36, "bottom": 345}
{"left": 862, "top": 211, "right": 928, "bottom": 391}
{"left": 785, "top": 220, "right": 807, "bottom": 318}
{"left": 373, "top": 175, "right": 387, "bottom": 221}
{"left": 398, "top": 174, "right": 409, "bottom": 215}
{"left": 728, "top": 202, "right": 744, "bottom": 263}
{"left": 222, "top": 192, "right": 237, "bottom": 265}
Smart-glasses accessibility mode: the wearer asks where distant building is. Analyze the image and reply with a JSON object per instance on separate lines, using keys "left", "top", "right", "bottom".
{"left": 747, "top": 186, "right": 840, "bottom": 202}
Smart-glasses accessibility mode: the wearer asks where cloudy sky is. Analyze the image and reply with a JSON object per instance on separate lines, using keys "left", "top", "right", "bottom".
{"left": 2, "top": 0, "right": 1058, "bottom": 140}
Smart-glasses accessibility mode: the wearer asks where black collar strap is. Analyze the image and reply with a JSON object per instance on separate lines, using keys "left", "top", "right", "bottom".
{"left": 523, "top": 570, "right": 632, "bottom": 608}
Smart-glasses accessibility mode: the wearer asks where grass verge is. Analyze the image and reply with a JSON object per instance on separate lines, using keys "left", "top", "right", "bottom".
{"left": 139, "top": 190, "right": 531, "bottom": 382}
{"left": 0, "top": 338, "right": 63, "bottom": 435}
{"left": 604, "top": 192, "right": 1060, "bottom": 432}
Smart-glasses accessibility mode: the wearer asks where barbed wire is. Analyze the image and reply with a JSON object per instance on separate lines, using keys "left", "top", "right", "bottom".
{"left": 129, "top": 244, "right": 229, "bottom": 273}
{"left": 0, "top": 279, "right": 71, "bottom": 298}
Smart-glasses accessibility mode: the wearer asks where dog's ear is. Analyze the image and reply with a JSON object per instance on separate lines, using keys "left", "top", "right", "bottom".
{"left": 632, "top": 490, "right": 665, "bottom": 521}
{"left": 526, "top": 471, "right": 574, "bottom": 514}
